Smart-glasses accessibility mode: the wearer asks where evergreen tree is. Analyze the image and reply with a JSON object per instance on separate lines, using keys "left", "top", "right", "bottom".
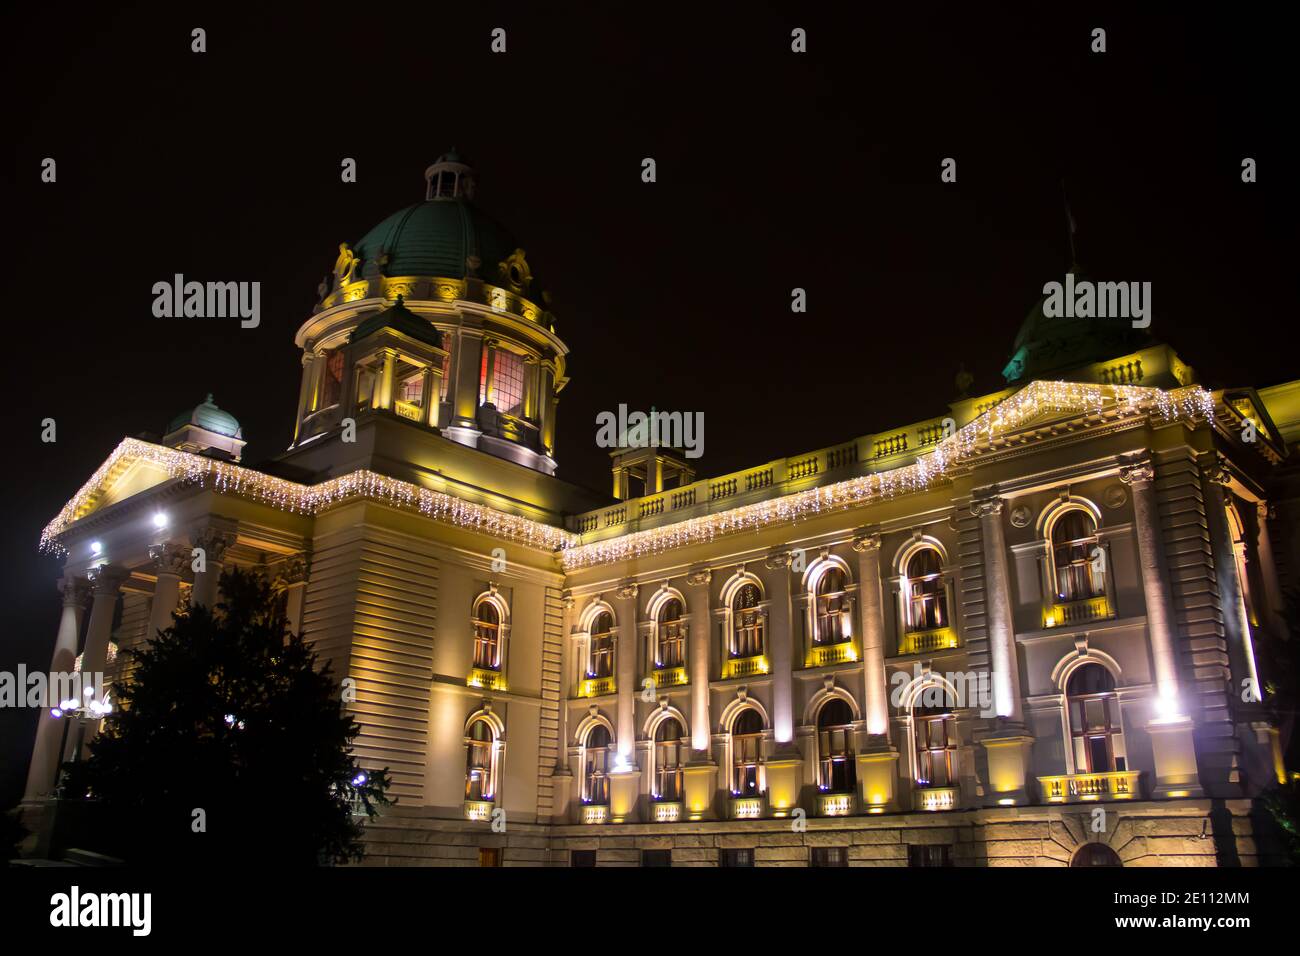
{"left": 65, "top": 568, "right": 391, "bottom": 865}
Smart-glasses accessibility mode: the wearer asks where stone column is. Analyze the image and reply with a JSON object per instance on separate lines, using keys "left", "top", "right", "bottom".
{"left": 1252, "top": 500, "right": 1287, "bottom": 641}
{"left": 972, "top": 495, "right": 1023, "bottom": 723}
{"left": 23, "top": 577, "right": 88, "bottom": 800}
{"left": 552, "top": 591, "right": 576, "bottom": 820}
{"left": 292, "top": 351, "right": 318, "bottom": 444}
{"left": 449, "top": 331, "right": 484, "bottom": 433}
{"left": 1120, "top": 458, "right": 1203, "bottom": 797}
{"left": 375, "top": 348, "right": 397, "bottom": 410}
{"left": 764, "top": 551, "right": 796, "bottom": 745}
{"left": 685, "top": 568, "right": 713, "bottom": 752}
{"left": 1201, "top": 461, "right": 1260, "bottom": 694}
{"left": 78, "top": 565, "right": 130, "bottom": 753}
{"left": 147, "top": 543, "right": 187, "bottom": 642}
{"left": 481, "top": 340, "right": 498, "bottom": 405}
{"left": 276, "top": 554, "right": 310, "bottom": 637}
{"left": 852, "top": 532, "right": 900, "bottom": 810}
{"left": 539, "top": 362, "right": 557, "bottom": 458}
{"left": 614, "top": 582, "right": 639, "bottom": 760}
{"left": 1119, "top": 460, "right": 1181, "bottom": 711}
{"left": 191, "top": 525, "right": 236, "bottom": 609}
{"left": 420, "top": 367, "right": 437, "bottom": 427}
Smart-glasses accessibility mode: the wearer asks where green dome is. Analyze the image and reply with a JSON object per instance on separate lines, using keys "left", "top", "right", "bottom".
{"left": 167, "top": 394, "right": 242, "bottom": 438}
{"left": 353, "top": 198, "right": 542, "bottom": 296}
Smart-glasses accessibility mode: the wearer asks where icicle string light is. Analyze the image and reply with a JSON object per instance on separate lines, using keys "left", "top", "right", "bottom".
{"left": 40, "top": 381, "right": 1215, "bottom": 567}
{"left": 559, "top": 382, "right": 1215, "bottom": 570}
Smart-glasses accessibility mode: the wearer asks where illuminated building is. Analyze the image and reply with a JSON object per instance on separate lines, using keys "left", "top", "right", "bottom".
{"left": 22, "top": 156, "right": 1299, "bottom": 866}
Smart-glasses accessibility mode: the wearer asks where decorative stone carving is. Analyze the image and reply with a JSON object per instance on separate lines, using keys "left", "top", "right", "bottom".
{"left": 1010, "top": 505, "right": 1032, "bottom": 528}
{"left": 685, "top": 568, "right": 712, "bottom": 587}
{"left": 763, "top": 550, "right": 792, "bottom": 571}
{"left": 561, "top": 591, "right": 576, "bottom": 610}
{"left": 971, "top": 496, "right": 1004, "bottom": 519}
{"left": 332, "top": 243, "right": 359, "bottom": 288}
{"left": 149, "top": 542, "right": 190, "bottom": 576}
{"left": 851, "top": 533, "right": 881, "bottom": 553}
{"left": 1119, "top": 460, "right": 1155, "bottom": 486}
{"left": 192, "top": 527, "right": 236, "bottom": 564}
{"left": 615, "top": 581, "right": 639, "bottom": 601}
{"left": 1102, "top": 484, "right": 1129, "bottom": 508}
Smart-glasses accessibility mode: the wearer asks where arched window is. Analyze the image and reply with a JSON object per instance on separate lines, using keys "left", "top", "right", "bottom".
{"left": 816, "top": 698, "right": 857, "bottom": 792}
{"left": 465, "top": 719, "right": 496, "bottom": 801}
{"left": 813, "top": 567, "right": 850, "bottom": 646}
{"left": 913, "top": 704, "right": 956, "bottom": 787}
{"left": 582, "top": 724, "right": 612, "bottom": 804}
{"left": 904, "top": 547, "right": 947, "bottom": 632}
{"left": 473, "top": 600, "right": 502, "bottom": 670}
{"left": 731, "top": 709, "right": 764, "bottom": 794}
{"left": 1051, "top": 510, "right": 1105, "bottom": 603}
{"left": 656, "top": 599, "right": 685, "bottom": 669}
{"left": 1070, "top": 843, "right": 1122, "bottom": 867}
{"left": 589, "top": 611, "right": 615, "bottom": 679}
{"left": 654, "top": 718, "right": 685, "bottom": 800}
{"left": 1066, "top": 664, "right": 1125, "bottom": 774}
{"left": 730, "top": 584, "right": 765, "bottom": 659}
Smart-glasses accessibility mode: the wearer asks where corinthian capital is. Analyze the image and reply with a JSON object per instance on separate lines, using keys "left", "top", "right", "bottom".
{"left": 57, "top": 576, "right": 90, "bottom": 607}
{"left": 149, "top": 542, "right": 191, "bottom": 576}
{"left": 192, "top": 526, "right": 237, "bottom": 564}
{"left": 86, "top": 563, "right": 130, "bottom": 596}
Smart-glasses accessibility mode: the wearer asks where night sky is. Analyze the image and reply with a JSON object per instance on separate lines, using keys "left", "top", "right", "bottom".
{"left": 2, "top": 4, "right": 1295, "bottom": 806}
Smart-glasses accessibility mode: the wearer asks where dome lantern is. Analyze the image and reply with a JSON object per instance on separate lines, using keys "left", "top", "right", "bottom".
{"left": 424, "top": 149, "right": 476, "bottom": 201}
{"left": 163, "top": 394, "right": 246, "bottom": 461}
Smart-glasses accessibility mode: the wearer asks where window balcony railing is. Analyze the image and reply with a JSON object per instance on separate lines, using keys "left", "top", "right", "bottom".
{"left": 649, "top": 665, "right": 688, "bottom": 688}
{"left": 394, "top": 399, "right": 423, "bottom": 422}
{"left": 467, "top": 667, "right": 506, "bottom": 691}
{"left": 721, "top": 654, "right": 770, "bottom": 680}
{"left": 576, "top": 676, "right": 616, "bottom": 698}
{"left": 816, "top": 791, "right": 856, "bottom": 817}
{"left": 898, "top": 626, "right": 960, "bottom": 657}
{"left": 914, "top": 786, "right": 958, "bottom": 812}
{"left": 1043, "top": 596, "right": 1113, "bottom": 629}
{"left": 1038, "top": 770, "right": 1142, "bottom": 803}
{"left": 651, "top": 801, "right": 683, "bottom": 823}
{"left": 464, "top": 800, "right": 493, "bottom": 822}
{"left": 581, "top": 803, "right": 610, "bottom": 825}
{"left": 728, "top": 795, "right": 766, "bottom": 820}
{"left": 806, "top": 641, "right": 858, "bottom": 668}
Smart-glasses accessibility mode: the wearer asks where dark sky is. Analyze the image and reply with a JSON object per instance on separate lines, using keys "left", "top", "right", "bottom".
{"left": 2, "top": 4, "right": 1295, "bottom": 805}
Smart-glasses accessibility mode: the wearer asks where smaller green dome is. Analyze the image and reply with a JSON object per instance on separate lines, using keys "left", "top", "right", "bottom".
{"left": 350, "top": 295, "right": 444, "bottom": 349}
{"left": 168, "top": 394, "right": 242, "bottom": 438}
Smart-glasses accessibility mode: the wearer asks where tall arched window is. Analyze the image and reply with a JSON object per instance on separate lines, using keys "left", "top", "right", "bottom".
{"left": 913, "top": 704, "right": 956, "bottom": 787}
{"left": 582, "top": 724, "right": 612, "bottom": 804}
{"left": 814, "top": 567, "right": 850, "bottom": 646}
{"left": 731, "top": 709, "right": 764, "bottom": 794}
{"left": 589, "top": 611, "right": 615, "bottom": 679}
{"left": 731, "top": 584, "right": 765, "bottom": 659}
{"left": 816, "top": 698, "right": 857, "bottom": 792}
{"left": 1071, "top": 843, "right": 1122, "bottom": 867}
{"left": 1066, "top": 664, "right": 1125, "bottom": 773}
{"left": 656, "top": 599, "right": 685, "bottom": 668}
{"left": 1051, "top": 510, "right": 1105, "bottom": 603}
{"left": 473, "top": 600, "right": 502, "bottom": 670}
{"left": 904, "top": 547, "right": 947, "bottom": 631}
{"left": 653, "top": 718, "right": 685, "bottom": 800}
{"left": 465, "top": 719, "right": 496, "bottom": 801}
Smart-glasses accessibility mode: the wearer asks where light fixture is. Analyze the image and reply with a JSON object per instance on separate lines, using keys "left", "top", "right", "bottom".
{"left": 153, "top": 511, "right": 168, "bottom": 529}
{"left": 90, "top": 541, "right": 103, "bottom": 555}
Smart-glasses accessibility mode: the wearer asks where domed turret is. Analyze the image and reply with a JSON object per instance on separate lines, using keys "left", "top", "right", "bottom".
{"left": 164, "top": 394, "right": 246, "bottom": 461}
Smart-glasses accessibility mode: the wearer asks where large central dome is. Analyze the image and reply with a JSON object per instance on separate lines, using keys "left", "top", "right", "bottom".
{"left": 351, "top": 152, "right": 543, "bottom": 297}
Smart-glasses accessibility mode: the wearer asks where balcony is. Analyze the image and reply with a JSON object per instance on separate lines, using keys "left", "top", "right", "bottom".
{"left": 464, "top": 800, "right": 493, "bottom": 822}
{"left": 576, "top": 675, "right": 616, "bottom": 698}
{"left": 807, "top": 641, "right": 858, "bottom": 668}
{"left": 816, "top": 791, "right": 856, "bottom": 817}
{"left": 898, "top": 626, "right": 959, "bottom": 656}
{"left": 721, "top": 654, "right": 770, "bottom": 680}
{"left": 466, "top": 667, "right": 506, "bottom": 691}
{"left": 728, "top": 795, "right": 766, "bottom": 820}
{"left": 651, "top": 801, "right": 683, "bottom": 823}
{"left": 580, "top": 804, "right": 609, "bottom": 825}
{"left": 914, "top": 786, "right": 958, "bottom": 812}
{"left": 1038, "top": 770, "right": 1142, "bottom": 803}
{"left": 1043, "top": 595, "right": 1112, "bottom": 628}
{"left": 650, "top": 665, "right": 688, "bottom": 688}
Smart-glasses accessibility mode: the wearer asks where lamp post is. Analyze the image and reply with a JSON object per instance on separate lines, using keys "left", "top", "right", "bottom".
{"left": 48, "top": 689, "right": 113, "bottom": 794}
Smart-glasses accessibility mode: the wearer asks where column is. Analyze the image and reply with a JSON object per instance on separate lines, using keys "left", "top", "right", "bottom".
{"left": 1118, "top": 460, "right": 1180, "bottom": 710}
{"left": 23, "top": 577, "right": 88, "bottom": 800}
{"left": 420, "top": 367, "right": 438, "bottom": 427}
{"left": 191, "top": 525, "right": 236, "bottom": 609}
{"left": 552, "top": 591, "right": 576, "bottom": 820}
{"left": 612, "top": 466, "right": 625, "bottom": 500}
{"left": 852, "top": 533, "right": 889, "bottom": 737}
{"left": 538, "top": 362, "right": 557, "bottom": 457}
{"left": 614, "top": 582, "right": 640, "bottom": 760}
{"left": 292, "top": 351, "right": 318, "bottom": 444}
{"left": 147, "top": 543, "right": 187, "bottom": 642}
{"left": 481, "top": 340, "right": 498, "bottom": 406}
{"left": 972, "top": 494, "right": 1034, "bottom": 805}
{"left": 450, "top": 331, "right": 484, "bottom": 433}
{"left": 972, "top": 495, "right": 1023, "bottom": 723}
{"left": 277, "top": 554, "right": 310, "bottom": 637}
{"left": 649, "top": 456, "right": 664, "bottom": 495}
{"left": 1119, "top": 458, "right": 1203, "bottom": 797}
{"left": 1252, "top": 500, "right": 1287, "bottom": 641}
{"left": 764, "top": 551, "right": 796, "bottom": 744}
{"left": 78, "top": 565, "right": 130, "bottom": 753}
{"left": 685, "top": 568, "right": 713, "bottom": 751}
{"left": 1201, "top": 461, "right": 1260, "bottom": 694}
{"left": 376, "top": 348, "right": 397, "bottom": 410}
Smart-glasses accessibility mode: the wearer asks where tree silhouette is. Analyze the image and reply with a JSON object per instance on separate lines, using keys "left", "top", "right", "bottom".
{"left": 64, "top": 567, "right": 391, "bottom": 865}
